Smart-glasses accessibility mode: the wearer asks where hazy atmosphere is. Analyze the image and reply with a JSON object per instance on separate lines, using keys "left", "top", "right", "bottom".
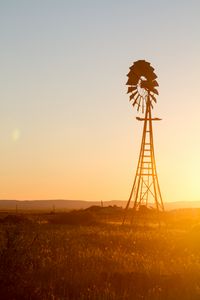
{"left": 1, "top": 0, "right": 200, "bottom": 202}
{"left": 1, "top": 2, "right": 200, "bottom": 300}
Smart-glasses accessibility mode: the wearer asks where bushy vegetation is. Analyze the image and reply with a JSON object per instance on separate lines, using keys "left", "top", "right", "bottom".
{"left": 0, "top": 208, "right": 200, "bottom": 299}
{"left": 48, "top": 210, "right": 98, "bottom": 226}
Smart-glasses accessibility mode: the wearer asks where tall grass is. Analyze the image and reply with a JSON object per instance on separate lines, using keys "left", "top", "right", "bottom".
{"left": 0, "top": 210, "right": 200, "bottom": 299}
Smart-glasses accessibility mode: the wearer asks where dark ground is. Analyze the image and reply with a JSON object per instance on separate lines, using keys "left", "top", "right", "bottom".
{"left": 0, "top": 207, "right": 200, "bottom": 300}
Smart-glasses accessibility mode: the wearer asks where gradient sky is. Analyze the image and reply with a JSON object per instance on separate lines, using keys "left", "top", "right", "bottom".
{"left": 0, "top": 0, "right": 200, "bottom": 202}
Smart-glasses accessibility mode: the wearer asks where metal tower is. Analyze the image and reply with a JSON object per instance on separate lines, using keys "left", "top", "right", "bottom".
{"left": 123, "top": 60, "right": 164, "bottom": 224}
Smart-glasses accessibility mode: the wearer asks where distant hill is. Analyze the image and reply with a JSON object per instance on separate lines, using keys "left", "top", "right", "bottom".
{"left": 0, "top": 199, "right": 200, "bottom": 211}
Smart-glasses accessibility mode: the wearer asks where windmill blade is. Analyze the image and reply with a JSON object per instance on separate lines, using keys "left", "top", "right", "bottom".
{"left": 126, "top": 70, "right": 140, "bottom": 85}
{"left": 150, "top": 93, "right": 157, "bottom": 103}
{"left": 152, "top": 80, "right": 159, "bottom": 87}
{"left": 129, "top": 90, "right": 138, "bottom": 101}
{"left": 132, "top": 100, "right": 137, "bottom": 108}
{"left": 133, "top": 60, "right": 157, "bottom": 81}
{"left": 151, "top": 88, "right": 159, "bottom": 95}
{"left": 126, "top": 75, "right": 139, "bottom": 86}
{"left": 130, "top": 60, "right": 146, "bottom": 69}
{"left": 132, "top": 94, "right": 140, "bottom": 107}
{"left": 127, "top": 86, "right": 137, "bottom": 94}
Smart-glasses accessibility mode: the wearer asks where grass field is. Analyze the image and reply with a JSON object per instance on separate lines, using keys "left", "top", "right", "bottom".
{"left": 0, "top": 208, "right": 200, "bottom": 299}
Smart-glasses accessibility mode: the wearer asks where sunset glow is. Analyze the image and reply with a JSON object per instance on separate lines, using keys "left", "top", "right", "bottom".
{"left": 0, "top": 1, "right": 200, "bottom": 202}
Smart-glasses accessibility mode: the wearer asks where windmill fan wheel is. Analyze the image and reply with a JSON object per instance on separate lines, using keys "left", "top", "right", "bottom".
{"left": 126, "top": 60, "right": 159, "bottom": 113}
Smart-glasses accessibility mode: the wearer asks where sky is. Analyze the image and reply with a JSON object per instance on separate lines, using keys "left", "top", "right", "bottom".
{"left": 0, "top": 0, "right": 200, "bottom": 202}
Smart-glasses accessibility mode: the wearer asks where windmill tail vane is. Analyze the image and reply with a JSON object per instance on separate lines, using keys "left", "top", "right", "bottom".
{"left": 123, "top": 59, "right": 164, "bottom": 224}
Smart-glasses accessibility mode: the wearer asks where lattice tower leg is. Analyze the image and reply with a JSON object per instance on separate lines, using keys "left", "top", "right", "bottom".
{"left": 122, "top": 97, "right": 164, "bottom": 225}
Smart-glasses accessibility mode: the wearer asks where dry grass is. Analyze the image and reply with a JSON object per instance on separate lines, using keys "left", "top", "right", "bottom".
{"left": 0, "top": 209, "right": 200, "bottom": 299}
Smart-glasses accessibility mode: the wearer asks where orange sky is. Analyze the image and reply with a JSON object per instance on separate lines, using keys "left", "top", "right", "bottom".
{"left": 0, "top": 1, "right": 200, "bottom": 202}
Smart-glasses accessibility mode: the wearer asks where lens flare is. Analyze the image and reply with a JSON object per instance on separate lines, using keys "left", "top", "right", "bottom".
{"left": 12, "top": 128, "right": 20, "bottom": 142}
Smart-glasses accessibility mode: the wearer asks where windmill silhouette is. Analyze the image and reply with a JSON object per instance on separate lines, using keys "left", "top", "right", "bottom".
{"left": 123, "top": 60, "right": 164, "bottom": 224}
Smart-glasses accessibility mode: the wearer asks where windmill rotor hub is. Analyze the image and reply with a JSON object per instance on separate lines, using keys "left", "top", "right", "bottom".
{"left": 126, "top": 60, "right": 159, "bottom": 113}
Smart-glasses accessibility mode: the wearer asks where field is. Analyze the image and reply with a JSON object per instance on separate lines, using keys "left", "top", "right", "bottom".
{"left": 0, "top": 207, "right": 200, "bottom": 300}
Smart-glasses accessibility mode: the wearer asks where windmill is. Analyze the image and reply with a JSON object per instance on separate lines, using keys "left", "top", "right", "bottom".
{"left": 123, "top": 60, "right": 164, "bottom": 224}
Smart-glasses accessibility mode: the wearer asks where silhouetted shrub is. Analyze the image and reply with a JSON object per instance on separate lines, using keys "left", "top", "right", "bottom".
{"left": 0, "top": 214, "right": 31, "bottom": 225}
{"left": 85, "top": 205, "right": 103, "bottom": 212}
{"left": 48, "top": 210, "right": 98, "bottom": 225}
